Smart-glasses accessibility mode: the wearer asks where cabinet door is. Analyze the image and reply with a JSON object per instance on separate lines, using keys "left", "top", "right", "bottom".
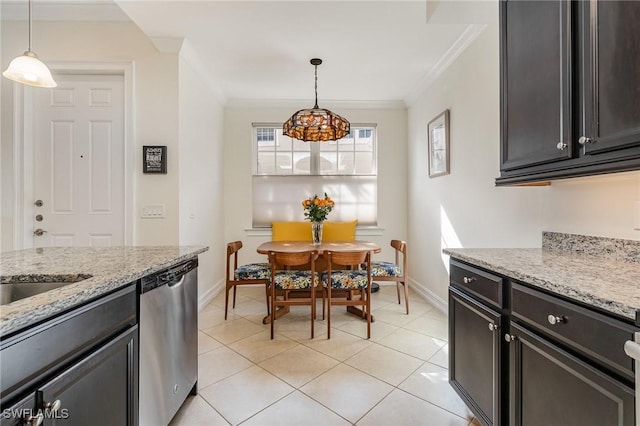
{"left": 449, "top": 288, "right": 503, "bottom": 426}
{"left": 581, "top": 0, "right": 640, "bottom": 155}
{"left": 500, "top": 0, "right": 573, "bottom": 171}
{"left": 507, "top": 322, "right": 635, "bottom": 426}
{"left": 0, "top": 393, "right": 37, "bottom": 426}
{"left": 38, "top": 326, "right": 138, "bottom": 426}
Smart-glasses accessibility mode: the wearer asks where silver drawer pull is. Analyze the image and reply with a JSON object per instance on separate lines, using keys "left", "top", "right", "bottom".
{"left": 504, "top": 334, "right": 517, "bottom": 343}
{"left": 488, "top": 323, "right": 498, "bottom": 332}
{"left": 463, "top": 276, "right": 476, "bottom": 284}
{"left": 25, "top": 413, "right": 43, "bottom": 426}
{"left": 45, "top": 399, "right": 62, "bottom": 412}
{"left": 547, "top": 315, "right": 565, "bottom": 325}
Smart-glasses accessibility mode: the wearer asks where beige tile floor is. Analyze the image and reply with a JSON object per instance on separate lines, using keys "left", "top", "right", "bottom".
{"left": 169, "top": 285, "right": 481, "bottom": 426}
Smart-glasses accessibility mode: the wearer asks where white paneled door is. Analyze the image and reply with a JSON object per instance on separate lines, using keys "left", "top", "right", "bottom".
{"left": 33, "top": 74, "right": 125, "bottom": 247}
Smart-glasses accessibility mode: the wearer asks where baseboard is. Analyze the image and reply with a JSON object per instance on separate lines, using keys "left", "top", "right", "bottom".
{"left": 198, "top": 278, "right": 224, "bottom": 311}
{"left": 408, "top": 277, "right": 448, "bottom": 315}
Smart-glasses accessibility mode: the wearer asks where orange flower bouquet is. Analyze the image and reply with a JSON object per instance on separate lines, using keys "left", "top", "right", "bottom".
{"left": 302, "top": 193, "right": 335, "bottom": 223}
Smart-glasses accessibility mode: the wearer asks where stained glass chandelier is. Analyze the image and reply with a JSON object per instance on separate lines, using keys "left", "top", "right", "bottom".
{"left": 283, "top": 58, "right": 350, "bottom": 142}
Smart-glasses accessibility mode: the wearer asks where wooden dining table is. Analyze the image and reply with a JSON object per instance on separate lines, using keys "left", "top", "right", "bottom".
{"left": 257, "top": 240, "right": 381, "bottom": 324}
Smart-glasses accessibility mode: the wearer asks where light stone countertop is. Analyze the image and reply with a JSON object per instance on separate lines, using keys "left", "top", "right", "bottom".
{"left": 443, "top": 247, "right": 640, "bottom": 323}
{"left": 0, "top": 246, "right": 209, "bottom": 337}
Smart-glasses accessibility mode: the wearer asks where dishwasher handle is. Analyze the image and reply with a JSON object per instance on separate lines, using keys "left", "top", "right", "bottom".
{"left": 140, "top": 258, "right": 198, "bottom": 293}
{"left": 624, "top": 339, "right": 640, "bottom": 361}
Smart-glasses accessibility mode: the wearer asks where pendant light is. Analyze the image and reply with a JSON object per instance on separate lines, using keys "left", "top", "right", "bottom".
{"left": 3, "top": 0, "right": 57, "bottom": 88}
{"left": 283, "top": 58, "right": 349, "bottom": 142}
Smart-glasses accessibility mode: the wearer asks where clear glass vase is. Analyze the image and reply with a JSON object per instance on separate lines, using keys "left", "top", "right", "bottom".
{"left": 311, "top": 221, "right": 323, "bottom": 246}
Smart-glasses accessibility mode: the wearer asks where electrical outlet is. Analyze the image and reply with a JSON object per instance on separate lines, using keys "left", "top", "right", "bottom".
{"left": 141, "top": 204, "right": 165, "bottom": 218}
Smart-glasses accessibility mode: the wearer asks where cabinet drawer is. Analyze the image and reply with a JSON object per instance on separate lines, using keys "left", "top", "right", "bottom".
{"left": 0, "top": 285, "right": 136, "bottom": 403}
{"left": 450, "top": 260, "right": 504, "bottom": 308}
{"left": 511, "top": 282, "right": 636, "bottom": 381}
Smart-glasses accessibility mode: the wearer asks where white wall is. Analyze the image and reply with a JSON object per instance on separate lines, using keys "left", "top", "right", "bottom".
{"left": 223, "top": 104, "right": 408, "bottom": 264}
{"left": 408, "top": 2, "right": 640, "bottom": 308}
{"left": 1, "top": 21, "right": 180, "bottom": 249}
{"left": 178, "top": 53, "right": 225, "bottom": 303}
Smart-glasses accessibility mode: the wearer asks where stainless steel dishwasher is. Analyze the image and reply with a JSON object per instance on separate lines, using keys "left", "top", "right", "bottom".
{"left": 139, "top": 258, "right": 198, "bottom": 426}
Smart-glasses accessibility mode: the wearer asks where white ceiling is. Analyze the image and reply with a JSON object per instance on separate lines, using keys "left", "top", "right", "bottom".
{"left": 2, "top": 0, "right": 496, "bottom": 105}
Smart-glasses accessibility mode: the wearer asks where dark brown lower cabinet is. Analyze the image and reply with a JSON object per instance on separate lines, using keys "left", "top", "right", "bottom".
{"left": 449, "top": 287, "right": 504, "bottom": 426}
{"left": 507, "top": 322, "right": 635, "bottom": 426}
{"left": 39, "top": 326, "right": 138, "bottom": 425}
{"left": 0, "top": 285, "right": 138, "bottom": 426}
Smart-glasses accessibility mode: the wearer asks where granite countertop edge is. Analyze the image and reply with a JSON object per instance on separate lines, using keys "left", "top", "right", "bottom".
{"left": 0, "top": 246, "right": 209, "bottom": 337}
{"left": 443, "top": 248, "right": 638, "bottom": 322}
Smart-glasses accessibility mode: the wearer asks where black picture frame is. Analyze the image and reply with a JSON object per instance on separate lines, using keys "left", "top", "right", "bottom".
{"left": 143, "top": 145, "right": 167, "bottom": 174}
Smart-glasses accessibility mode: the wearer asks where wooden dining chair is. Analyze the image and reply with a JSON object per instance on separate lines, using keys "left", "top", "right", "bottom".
{"left": 225, "top": 241, "right": 271, "bottom": 320}
{"left": 323, "top": 250, "right": 373, "bottom": 339}
{"left": 371, "top": 240, "right": 409, "bottom": 314}
{"left": 268, "top": 250, "right": 319, "bottom": 339}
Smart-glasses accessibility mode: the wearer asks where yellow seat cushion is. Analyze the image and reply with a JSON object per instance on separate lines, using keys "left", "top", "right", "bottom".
{"left": 323, "top": 220, "right": 357, "bottom": 241}
{"left": 271, "top": 221, "right": 312, "bottom": 241}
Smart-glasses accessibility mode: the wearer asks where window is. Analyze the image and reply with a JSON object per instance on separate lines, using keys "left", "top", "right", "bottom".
{"left": 256, "top": 128, "right": 275, "bottom": 143}
{"left": 252, "top": 123, "right": 377, "bottom": 227}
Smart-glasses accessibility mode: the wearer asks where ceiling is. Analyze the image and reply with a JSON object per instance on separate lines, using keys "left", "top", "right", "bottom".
{"left": 2, "top": 0, "right": 496, "bottom": 105}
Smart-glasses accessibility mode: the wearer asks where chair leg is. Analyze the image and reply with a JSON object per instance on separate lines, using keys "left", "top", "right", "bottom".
{"left": 327, "top": 286, "right": 331, "bottom": 339}
{"left": 224, "top": 283, "right": 231, "bottom": 320}
{"left": 403, "top": 280, "right": 410, "bottom": 315}
{"left": 232, "top": 285, "right": 238, "bottom": 308}
{"left": 311, "top": 284, "right": 315, "bottom": 339}
{"left": 322, "top": 288, "right": 326, "bottom": 320}
{"left": 270, "top": 285, "right": 276, "bottom": 340}
{"left": 396, "top": 281, "right": 401, "bottom": 304}
{"left": 265, "top": 283, "right": 270, "bottom": 316}
{"left": 366, "top": 286, "right": 372, "bottom": 339}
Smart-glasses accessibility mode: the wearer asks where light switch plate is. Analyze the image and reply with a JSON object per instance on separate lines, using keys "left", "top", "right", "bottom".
{"left": 141, "top": 204, "right": 165, "bottom": 218}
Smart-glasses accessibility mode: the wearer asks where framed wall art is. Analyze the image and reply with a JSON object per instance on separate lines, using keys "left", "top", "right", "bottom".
{"left": 143, "top": 145, "right": 167, "bottom": 174}
{"left": 427, "top": 109, "right": 450, "bottom": 178}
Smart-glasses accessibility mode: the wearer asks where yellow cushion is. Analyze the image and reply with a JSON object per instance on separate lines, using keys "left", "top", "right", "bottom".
{"left": 323, "top": 220, "right": 357, "bottom": 241}
{"left": 271, "top": 221, "right": 312, "bottom": 241}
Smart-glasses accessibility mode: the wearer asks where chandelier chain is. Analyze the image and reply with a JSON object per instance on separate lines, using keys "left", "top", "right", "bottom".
{"left": 314, "top": 63, "right": 319, "bottom": 109}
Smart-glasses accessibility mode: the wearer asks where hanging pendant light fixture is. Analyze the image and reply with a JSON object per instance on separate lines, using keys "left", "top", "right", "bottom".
{"left": 283, "top": 58, "right": 349, "bottom": 142}
{"left": 3, "top": 0, "right": 57, "bottom": 88}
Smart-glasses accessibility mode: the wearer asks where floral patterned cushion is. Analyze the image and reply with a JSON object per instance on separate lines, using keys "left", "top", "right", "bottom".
{"left": 234, "top": 263, "right": 270, "bottom": 280}
{"left": 273, "top": 270, "right": 319, "bottom": 290}
{"left": 322, "top": 270, "right": 369, "bottom": 290}
{"left": 370, "top": 261, "right": 402, "bottom": 277}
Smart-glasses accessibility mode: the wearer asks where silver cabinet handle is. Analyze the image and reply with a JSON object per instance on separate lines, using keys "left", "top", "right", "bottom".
{"left": 556, "top": 142, "right": 567, "bottom": 150}
{"left": 463, "top": 276, "right": 476, "bottom": 284}
{"left": 24, "top": 413, "right": 43, "bottom": 426}
{"left": 45, "top": 399, "right": 62, "bottom": 412}
{"left": 578, "top": 136, "right": 594, "bottom": 145}
{"left": 504, "top": 334, "right": 517, "bottom": 343}
{"left": 488, "top": 323, "right": 498, "bottom": 332}
{"left": 33, "top": 228, "right": 47, "bottom": 236}
{"left": 547, "top": 314, "right": 565, "bottom": 325}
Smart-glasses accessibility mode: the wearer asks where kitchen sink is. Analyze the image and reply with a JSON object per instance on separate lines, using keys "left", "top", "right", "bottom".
{"left": 0, "top": 274, "right": 92, "bottom": 305}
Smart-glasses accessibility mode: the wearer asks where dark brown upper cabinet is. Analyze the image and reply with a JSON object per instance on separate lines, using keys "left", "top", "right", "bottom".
{"left": 497, "top": 0, "right": 640, "bottom": 186}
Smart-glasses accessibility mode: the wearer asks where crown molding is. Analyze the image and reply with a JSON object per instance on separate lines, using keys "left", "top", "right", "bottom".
{"left": 225, "top": 99, "right": 406, "bottom": 110}
{"left": 404, "top": 23, "right": 486, "bottom": 107}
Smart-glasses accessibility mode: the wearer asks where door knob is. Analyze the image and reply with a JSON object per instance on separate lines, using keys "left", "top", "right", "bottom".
{"left": 34, "top": 228, "right": 47, "bottom": 236}
{"left": 556, "top": 142, "right": 567, "bottom": 150}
